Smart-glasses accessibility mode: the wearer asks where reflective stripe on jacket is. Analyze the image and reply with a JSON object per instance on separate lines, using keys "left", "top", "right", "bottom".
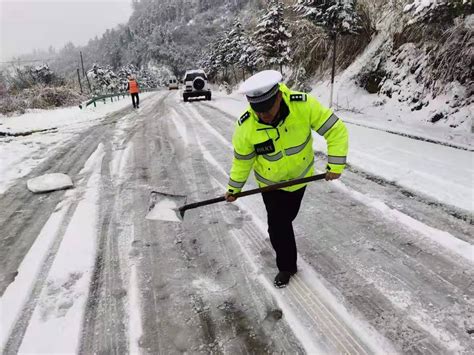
{"left": 227, "top": 83, "right": 348, "bottom": 193}
{"left": 128, "top": 80, "right": 139, "bottom": 94}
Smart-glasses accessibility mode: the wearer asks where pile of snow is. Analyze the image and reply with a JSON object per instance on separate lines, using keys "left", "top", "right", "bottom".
{"left": 27, "top": 173, "right": 73, "bottom": 193}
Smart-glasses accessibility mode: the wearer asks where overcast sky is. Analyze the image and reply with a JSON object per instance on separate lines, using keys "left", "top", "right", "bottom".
{"left": 0, "top": 0, "right": 133, "bottom": 62}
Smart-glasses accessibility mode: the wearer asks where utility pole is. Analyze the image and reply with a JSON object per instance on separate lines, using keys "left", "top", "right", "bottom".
{"left": 77, "top": 68, "right": 83, "bottom": 93}
{"left": 329, "top": 33, "right": 337, "bottom": 108}
{"left": 80, "top": 51, "right": 92, "bottom": 94}
{"left": 80, "top": 51, "right": 86, "bottom": 77}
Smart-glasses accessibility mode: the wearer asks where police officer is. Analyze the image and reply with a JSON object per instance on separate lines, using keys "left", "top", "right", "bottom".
{"left": 224, "top": 70, "right": 348, "bottom": 288}
{"left": 127, "top": 75, "right": 140, "bottom": 108}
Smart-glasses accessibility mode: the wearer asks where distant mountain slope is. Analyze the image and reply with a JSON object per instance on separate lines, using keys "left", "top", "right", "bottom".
{"left": 77, "top": 0, "right": 258, "bottom": 76}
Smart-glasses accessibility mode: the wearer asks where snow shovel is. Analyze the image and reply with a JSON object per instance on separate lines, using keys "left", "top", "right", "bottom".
{"left": 146, "top": 173, "right": 327, "bottom": 222}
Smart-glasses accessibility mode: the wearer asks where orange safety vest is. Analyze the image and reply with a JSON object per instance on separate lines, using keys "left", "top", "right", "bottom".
{"left": 128, "top": 79, "right": 139, "bottom": 94}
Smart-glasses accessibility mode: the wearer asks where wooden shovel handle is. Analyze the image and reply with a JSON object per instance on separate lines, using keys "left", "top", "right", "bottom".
{"left": 178, "top": 173, "right": 326, "bottom": 215}
{"left": 234, "top": 173, "right": 326, "bottom": 198}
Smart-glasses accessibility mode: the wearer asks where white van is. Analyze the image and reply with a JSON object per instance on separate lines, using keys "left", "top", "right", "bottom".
{"left": 168, "top": 78, "right": 178, "bottom": 90}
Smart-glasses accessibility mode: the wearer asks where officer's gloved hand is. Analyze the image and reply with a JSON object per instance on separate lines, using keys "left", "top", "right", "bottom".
{"left": 225, "top": 192, "right": 237, "bottom": 202}
{"left": 325, "top": 172, "right": 341, "bottom": 181}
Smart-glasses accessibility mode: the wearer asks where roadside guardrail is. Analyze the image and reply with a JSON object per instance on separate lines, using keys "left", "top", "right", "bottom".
{"left": 79, "top": 88, "right": 160, "bottom": 109}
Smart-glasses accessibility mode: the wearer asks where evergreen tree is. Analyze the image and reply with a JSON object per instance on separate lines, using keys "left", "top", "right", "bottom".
{"left": 202, "top": 34, "right": 229, "bottom": 80}
{"left": 138, "top": 68, "right": 158, "bottom": 88}
{"left": 253, "top": 0, "right": 292, "bottom": 72}
{"left": 404, "top": 0, "right": 472, "bottom": 25}
{"left": 117, "top": 64, "right": 139, "bottom": 90}
{"left": 224, "top": 21, "right": 245, "bottom": 68}
{"left": 238, "top": 35, "right": 259, "bottom": 78}
{"left": 294, "top": 0, "right": 362, "bottom": 106}
{"left": 223, "top": 20, "right": 247, "bottom": 81}
{"left": 294, "top": 0, "right": 362, "bottom": 35}
{"left": 87, "top": 64, "right": 120, "bottom": 95}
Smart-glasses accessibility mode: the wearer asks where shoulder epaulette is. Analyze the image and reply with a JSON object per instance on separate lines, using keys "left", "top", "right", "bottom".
{"left": 238, "top": 111, "right": 250, "bottom": 125}
{"left": 290, "top": 93, "right": 307, "bottom": 102}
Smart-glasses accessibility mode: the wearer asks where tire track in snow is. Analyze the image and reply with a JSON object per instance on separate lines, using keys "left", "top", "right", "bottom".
{"left": 2, "top": 144, "right": 106, "bottom": 353}
{"left": 0, "top": 127, "right": 110, "bottom": 295}
{"left": 1, "top": 195, "right": 87, "bottom": 353}
{"left": 78, "top": 88, "right": 165, "bottom": 355}
{"left": 125, "top": 92, "right": 215, "bottom": 353}
{"left": 79, "top": 142, "right": 129, "bottom": 355}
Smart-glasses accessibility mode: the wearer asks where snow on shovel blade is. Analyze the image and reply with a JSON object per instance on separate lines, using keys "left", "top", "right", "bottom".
{"left": 146, "top": 191, "right": 187, "bottom": 222}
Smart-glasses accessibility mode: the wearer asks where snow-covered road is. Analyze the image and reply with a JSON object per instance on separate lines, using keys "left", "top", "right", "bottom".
{"left": 0, "top": 90, "right": 472, "bottom": 354}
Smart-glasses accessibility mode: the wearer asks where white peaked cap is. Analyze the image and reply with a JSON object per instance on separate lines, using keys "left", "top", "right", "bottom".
{"left": 238, "top": 70, "right": 283, "bottom": 101}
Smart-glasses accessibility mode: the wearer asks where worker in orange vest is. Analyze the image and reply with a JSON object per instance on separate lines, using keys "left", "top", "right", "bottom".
{"left": 127, "top": 75, "right": 140, "bottom": 109}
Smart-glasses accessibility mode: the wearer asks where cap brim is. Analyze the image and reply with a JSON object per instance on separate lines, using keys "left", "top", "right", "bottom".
{"left": 249, "top": 94, "right": 278, "bottom": 113}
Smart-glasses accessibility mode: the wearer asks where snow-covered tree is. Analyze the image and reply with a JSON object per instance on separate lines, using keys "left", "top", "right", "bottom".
{"left": 87, "top": 64, "right": 120, "bottom": 95}
{"left": 238, "top": 36, "right": 259, "bottom": 78}
{"left": 294, "top": 0, "right": 362, "bottom": 106}
{"left": 30, "top": 64, "right": 56, "bottom": 85}
{"left": 115, "top": 64, "right": 158, "bottom": 90}
{"left": 117, "top": 64, "right": 139, "bottom": 90}
{"left": 137, "top": 68, "right": 158, "bottom": 88}
{"left": 224, "top": 20, "right": 246, "bottom": 79}
{"left": 404, "top": 0, "right": 472, "bottom": 25}
{"left": 294, "top": 0, "right": 362, "bottom": 36}
{"left": 201, "top": 36, "right": 227, "bottom": 79}
{"left": 253, "top": 0, "right": 292, "bottom": 72}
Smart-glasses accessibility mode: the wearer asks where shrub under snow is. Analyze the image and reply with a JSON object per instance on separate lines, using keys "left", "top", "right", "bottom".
{"left": 0, "top": 85, "right": 86, "bottom": 115}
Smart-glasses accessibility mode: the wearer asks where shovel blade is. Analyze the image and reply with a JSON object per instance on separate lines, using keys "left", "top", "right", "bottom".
{"left": 146, "top": 191, "right": 187, "bottom": 222}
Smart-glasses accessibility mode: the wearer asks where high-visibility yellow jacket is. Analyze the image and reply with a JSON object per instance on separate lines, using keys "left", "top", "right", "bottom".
{"left": 227, "top": 83, "right": 348, "bottom": 193}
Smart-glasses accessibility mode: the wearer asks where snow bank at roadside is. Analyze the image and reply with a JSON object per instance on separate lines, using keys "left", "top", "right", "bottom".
{"left": 0, "top": 93, "right": 152, "bottom": 134}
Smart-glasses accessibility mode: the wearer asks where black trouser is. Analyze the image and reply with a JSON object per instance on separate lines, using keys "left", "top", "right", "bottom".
{"left": 131, "top": 93, "right": 139, "bottom": 107}
{"left": 262, "top": 186, "right": 306, "bottom": 273}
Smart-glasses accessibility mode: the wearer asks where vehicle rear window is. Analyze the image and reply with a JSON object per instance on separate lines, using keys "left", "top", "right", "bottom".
{"left": 184, "top": 72, "right": 207, "bottom": 81}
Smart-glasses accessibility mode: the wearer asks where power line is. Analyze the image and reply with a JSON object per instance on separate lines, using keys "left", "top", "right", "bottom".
{"left": 0, "top": 58, "right": 56, "bottom": 64}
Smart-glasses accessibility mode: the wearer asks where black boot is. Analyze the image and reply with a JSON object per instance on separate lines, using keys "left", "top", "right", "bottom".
{"left": 274, "top": 271, "right": 296, "bottom": 288}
